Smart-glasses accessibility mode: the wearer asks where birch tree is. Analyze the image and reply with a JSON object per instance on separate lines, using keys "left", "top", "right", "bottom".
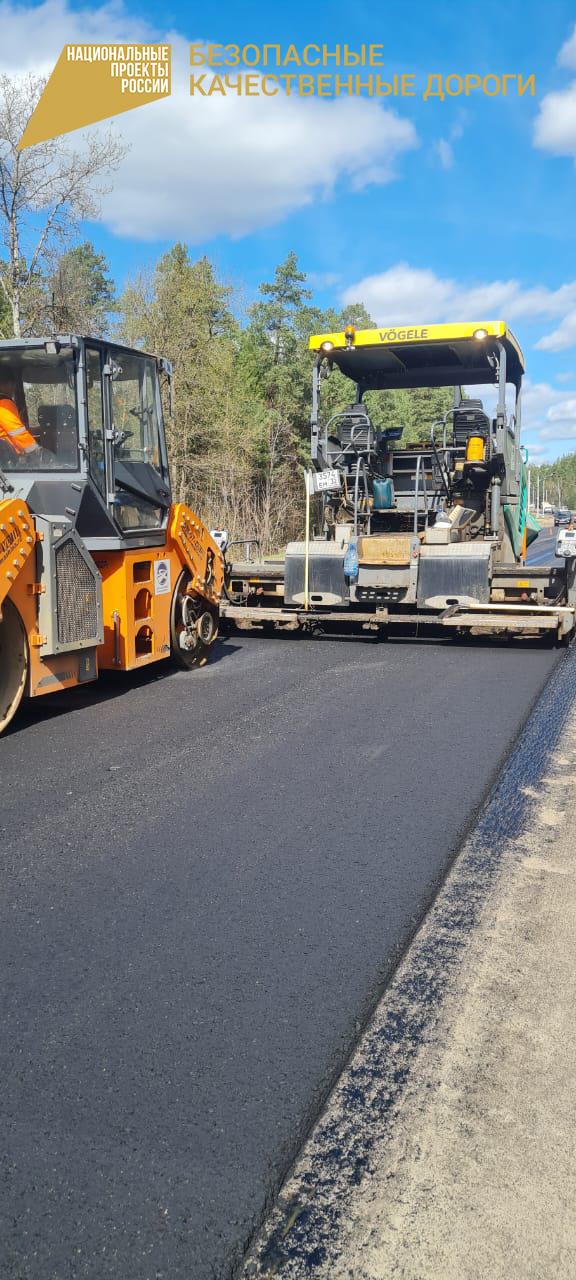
{"left": 0, "top": 73, "right": 125, "bottom": 336}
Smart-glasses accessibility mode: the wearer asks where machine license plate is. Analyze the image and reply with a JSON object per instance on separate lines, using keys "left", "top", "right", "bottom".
{"left": 312, "top": 468, "right": 341, "bottom": 493}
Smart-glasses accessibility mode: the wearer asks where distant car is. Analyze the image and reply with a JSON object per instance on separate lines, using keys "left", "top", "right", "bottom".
{"left": 554, "top": 509, "right": 572, "bottom": 526}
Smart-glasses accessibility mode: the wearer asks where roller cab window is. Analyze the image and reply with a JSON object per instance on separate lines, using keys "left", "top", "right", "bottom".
{"left": 0, "top": 347, "right": 79, "bottom": 471}
{"left": 108, "top": 350, "right": 171, "bottom": 532}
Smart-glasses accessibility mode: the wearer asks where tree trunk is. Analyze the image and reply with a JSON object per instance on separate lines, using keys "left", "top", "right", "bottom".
{"left": 11, "top": 286, "right": 21, "bottom": 338}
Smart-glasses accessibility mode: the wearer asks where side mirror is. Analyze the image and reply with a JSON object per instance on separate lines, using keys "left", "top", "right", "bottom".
{"left": 210, "top": 529, "right": 229, "bottom": 552}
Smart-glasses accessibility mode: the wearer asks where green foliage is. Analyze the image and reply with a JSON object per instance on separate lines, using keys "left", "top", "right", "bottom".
{"left": 531, "top": 456, "right": 576, "bottom": 512}
{"left": 364, "top": 386, "right": 455, "bottom": 443}
{"left": 46, "top": 241, "right": 116, "bottom": 334}
{"left": 116, "top": 244, "right": 239, "bottom": 507}
{"left": 0, "top": 242, "right": 115, "bottom": 336}
{"left": 114, "top": 248, "right": 475, "bottom": 549}
{"left": 1, "top": 238, "right": 493, "bottom": 547}
{"left": 7, "top": 232, "right": 574, "bottom": 543}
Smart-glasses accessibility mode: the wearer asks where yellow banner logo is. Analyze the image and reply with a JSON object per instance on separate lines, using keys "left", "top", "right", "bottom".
{"left": 19, "top": 44, "right": 171, "bottom": 150}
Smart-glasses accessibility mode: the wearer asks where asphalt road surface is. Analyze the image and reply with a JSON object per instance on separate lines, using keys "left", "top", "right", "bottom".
{"left": 527, "top": 523, "right": 562, "bottom": 566}
{"left": 0, "top": 627, "right": 563, "bottom": 1279}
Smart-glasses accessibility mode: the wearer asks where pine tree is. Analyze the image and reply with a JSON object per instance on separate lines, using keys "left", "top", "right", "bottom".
{"left": 238, "top": 253, "right": 314, "bottom": 547}
{"left": 117, "top": 245, "right": 242, "bottom": 514}
{"left": 46, "top": 242, "right": 115, "bottom": 334}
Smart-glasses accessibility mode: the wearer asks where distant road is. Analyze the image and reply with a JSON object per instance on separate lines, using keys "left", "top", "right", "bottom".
{"left": 0, "top": 627, "right": 563, "bottom": 1278}
{"left": 527, "top": 525, "right": 562, "bottom": 567}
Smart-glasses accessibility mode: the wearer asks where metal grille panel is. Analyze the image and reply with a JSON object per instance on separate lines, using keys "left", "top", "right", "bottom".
{"left": 55, "top": 538, "right": 99, "bottom": 645}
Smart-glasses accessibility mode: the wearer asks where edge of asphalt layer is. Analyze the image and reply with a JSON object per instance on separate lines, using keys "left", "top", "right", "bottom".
{"left": 238, "top": 641, "right": 576, "bottom": 1279}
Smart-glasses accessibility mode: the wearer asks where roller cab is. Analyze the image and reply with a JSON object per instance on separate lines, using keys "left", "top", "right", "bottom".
{"left": 0, "top": 336, "right": 222, "bottom": 733}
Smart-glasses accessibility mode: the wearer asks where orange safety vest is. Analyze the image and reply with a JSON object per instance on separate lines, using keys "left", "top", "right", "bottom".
{"left": 0, "top": 398, "right": 37, "bottom": 455}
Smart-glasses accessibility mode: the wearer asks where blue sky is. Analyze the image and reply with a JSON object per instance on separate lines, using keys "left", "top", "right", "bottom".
{"left": 3, "top": 0, "right": 576, "bottom": 460}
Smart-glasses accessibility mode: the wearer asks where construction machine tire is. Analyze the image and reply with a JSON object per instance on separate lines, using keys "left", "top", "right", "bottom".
{"left": 0, "top": 599, "right": 28, "bottom": 734}
{"left": 170, "top": 571, "right": 219, "bottom": 670}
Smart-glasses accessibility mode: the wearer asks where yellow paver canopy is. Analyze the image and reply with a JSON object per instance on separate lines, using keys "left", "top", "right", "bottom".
{"left": 309, "top": 321, "right": 524, "bottom": 389}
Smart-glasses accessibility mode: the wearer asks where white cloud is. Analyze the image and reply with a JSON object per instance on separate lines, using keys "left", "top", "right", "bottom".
{"left": 535, "top": 310, "right": 576, "bottom": 352}
{"left": 454, "top": 380, "right": 576, "bottom": 457}
{"left": 534, "top": 82, "right": 576, "bottom": 158}
{"left": 517, "top": 25, "right": 576, "bottom": 354}
{"left": 102, "top": 45, "right": 418, "bottom": 240}
{"left": 0, "top": 1, "right": 418, "bottom": 241}
{"left": 522, "top": 381, "right": 576, "bottom": 447}
{"left": 0, "top": 0, "right": 154, "bottom": 73}
{"left": 523, "top": 381, "right": 566, "bottom": 421}
{"left": 558, "top": 24, "right": 576, "bottom": 70}
{"left": 342, "top": 264, "right": 453, "bottom": 322}
{"left": 539, "top": 423, "right": 576, "bottom": 440}
{"left": 547, "top": 398, "right": 576, "bottom": 421}
{"left": 306, "top": 270, "right": 342, "bottom": 289}
{"left": 556, "top": 370, "right": 576, "bottom": 383}
{"left": 340, "top": 262, "right": 576, "bottom": 328}
{"left": 431, "top": 121, "right": 463, "bottom": 171}
{"left": 534, "top": 26, "right": 576, "bottom": 159}
{"left": 433, "top": 138, "right": 454, "bottom": 170}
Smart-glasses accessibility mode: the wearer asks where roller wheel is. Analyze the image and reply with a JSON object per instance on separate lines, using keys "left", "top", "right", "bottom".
{"left": 0, "top": 599, "right": 28, "bottom": 734}
{"left": 170, "top": 572, "right": 219, "bottom": 670}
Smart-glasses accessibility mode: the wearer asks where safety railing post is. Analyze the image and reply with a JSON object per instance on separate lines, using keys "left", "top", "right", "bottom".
{"left": 304, "top": 469, "right": 311, "bottom": 610}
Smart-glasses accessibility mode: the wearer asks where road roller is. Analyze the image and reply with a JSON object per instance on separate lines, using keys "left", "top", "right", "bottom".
{"left": 0, "top": 335, "right": 222, "bottom": 734}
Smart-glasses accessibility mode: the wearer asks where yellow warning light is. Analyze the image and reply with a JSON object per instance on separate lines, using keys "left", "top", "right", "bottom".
{"left": 473, "top": 327, "right": 489, "bottom": 340}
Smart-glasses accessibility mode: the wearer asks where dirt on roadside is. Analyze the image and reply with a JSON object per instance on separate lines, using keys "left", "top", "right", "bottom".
{"left": 320, "top": 719, "right": 576, "bottom": 1280}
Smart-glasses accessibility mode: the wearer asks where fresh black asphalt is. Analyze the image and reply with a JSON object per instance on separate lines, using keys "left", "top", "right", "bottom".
{"left": 527, "top": 524, "right": 562, "bottom": 566}
{"left": 0, "top": 625, "right": 563, "bottom": 1278}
